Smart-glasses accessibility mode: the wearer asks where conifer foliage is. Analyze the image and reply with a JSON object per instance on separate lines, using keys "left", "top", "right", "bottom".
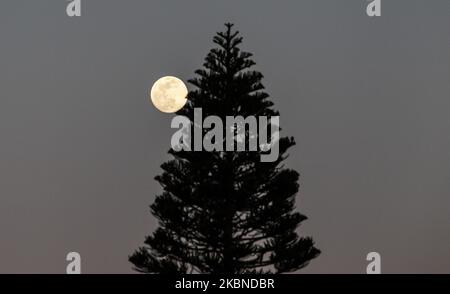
{"left": 130, "top": 23, "right": 320, "bottom": 273}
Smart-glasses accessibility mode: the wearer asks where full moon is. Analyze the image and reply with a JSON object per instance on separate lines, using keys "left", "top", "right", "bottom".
{"left": 150, "top": 76, "right": 188, "bottom": 113}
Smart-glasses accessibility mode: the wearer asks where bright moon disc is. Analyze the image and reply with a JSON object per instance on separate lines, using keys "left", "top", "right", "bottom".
{"left": 150, "top": 76, "right": 188, "bottom": 113}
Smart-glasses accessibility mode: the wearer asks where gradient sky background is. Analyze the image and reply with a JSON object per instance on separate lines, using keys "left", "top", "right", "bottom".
{"left": 0, "top": 0, "right": 449, "bottom": 273}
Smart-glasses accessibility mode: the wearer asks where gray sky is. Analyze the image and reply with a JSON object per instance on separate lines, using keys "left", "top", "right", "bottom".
{"left": 0, "top": 0, "right": 449, "bottom": 273}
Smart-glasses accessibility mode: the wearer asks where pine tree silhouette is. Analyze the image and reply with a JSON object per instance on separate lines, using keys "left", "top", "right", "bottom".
{"left": 129, "top": 23, "right": 320, "bottom": 274}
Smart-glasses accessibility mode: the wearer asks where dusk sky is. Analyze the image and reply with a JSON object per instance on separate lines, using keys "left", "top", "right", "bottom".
{"left": 0, "top": 0, "right": 449, "bottom": 273}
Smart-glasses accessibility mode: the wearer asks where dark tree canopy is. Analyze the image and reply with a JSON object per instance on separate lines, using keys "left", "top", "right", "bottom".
{"left": 130, "top": 23, "right": 320, "bottom": 274}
